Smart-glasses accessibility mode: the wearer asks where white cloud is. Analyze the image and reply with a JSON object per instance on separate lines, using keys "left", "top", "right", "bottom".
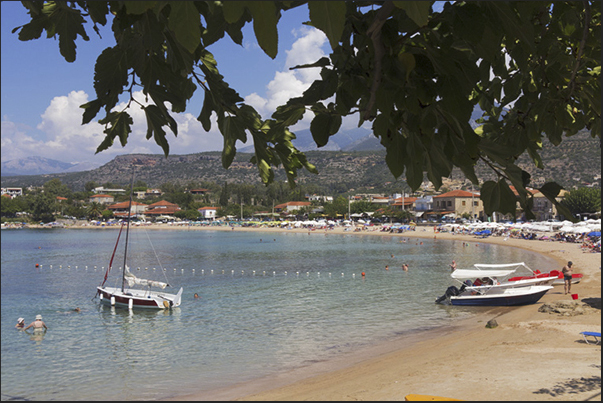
{"left": 1, "top": 120, "right": 41, "bottom": 161}
{"left": 1, "top": 27, "right": 331, "bottom": 165}
{"left": 1, "top": 90, "right": 225, "bottom": 164}
{"left": 246, "top": 26, "right": 328, "bottom": 123}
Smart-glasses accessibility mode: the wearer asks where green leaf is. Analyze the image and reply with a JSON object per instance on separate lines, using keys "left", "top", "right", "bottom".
{"left": 397, "top": 52, "right": 416, "bottom": 81}
{"left": 219, "top": 115, "right": 247, "bottom": 169}
{"left": 247, "top": 1, "right": 278, "bottom": 59}
{"left": 310, "top": 111, "right": 342, "bottom": 147}
{"left": 480, "top": 179, "right": 518, "bottom": 216}
{"left": 308, "top": 1, "right": 346, "bottom": 49}
{"left": 272, "top": 103, "right": 306, "bottom": 127}
{"left": 488, "top": 2, "right": 535, "bottom": 53}
{"left": 144, "top": 105, "right": 170, "bottom": 157}
{"left": 290, "top": 57, "right": 331, "bottom": 70}
{"left": 198, "top": 90, "right": 215, "bottom": 131}
{"left": 425, "top": 140, "right": 453, "bottom": 190}
{"left": 52, "top": 3, "right": 90, "bottom": 62}
{"left": 80, "top": 99, "right": 103, "bottom": 124}
{"left": 168, "top": 2, "right": 201, "bottom": 54}
{"left": 93, "top": 47, "right": 129, "bottom": 111}
{"left": 237, "top": 104, "right": 263, "bottom": 131}
{"left": 222, "top": 1, "right": 246, "bottom": 23}
{"left": 393, "top": 1, "right": 431, "bottom": 27}
{"left": 96, "top": 111, "right": 133, "bottom": 154}
{"left": 123, "top": 1, "right": 157, "bottom": 15}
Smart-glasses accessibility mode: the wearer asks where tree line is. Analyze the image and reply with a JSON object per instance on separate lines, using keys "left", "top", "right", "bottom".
{"left": 1, "top": 178, "right": 600, "bottom": 224}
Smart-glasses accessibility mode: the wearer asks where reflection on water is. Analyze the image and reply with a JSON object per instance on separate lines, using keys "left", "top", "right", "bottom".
{"left": 1, "top": 229, "right": 557, "bottom": 400}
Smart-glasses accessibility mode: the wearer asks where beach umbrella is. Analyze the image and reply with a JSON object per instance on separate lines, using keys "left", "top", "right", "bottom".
{"left": 588, "top": 231, "right": 601, "bottom": 236}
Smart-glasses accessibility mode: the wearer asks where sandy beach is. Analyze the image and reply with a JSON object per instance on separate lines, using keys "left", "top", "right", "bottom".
{"left": 48, "top": 222, "right": 601, "bottom": 401}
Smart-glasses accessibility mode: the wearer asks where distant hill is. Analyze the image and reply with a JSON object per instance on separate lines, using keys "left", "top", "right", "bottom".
{"left": 0, "top": 131, "right": 599, "bottom": 193}
{"left": 1, "top": 156, "right": 101, "bottom": 176}
{"left": 239, "top": 126, "right": 379, "bottom": 153}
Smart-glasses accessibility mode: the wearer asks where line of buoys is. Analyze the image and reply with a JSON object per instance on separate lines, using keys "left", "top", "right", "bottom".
{"left": 34, "top": 264, "right": 366, "bottom": 279}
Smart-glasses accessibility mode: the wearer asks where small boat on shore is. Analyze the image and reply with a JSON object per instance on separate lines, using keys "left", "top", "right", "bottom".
{"left": 436, "top": 262, "right": 554, "bottom": 306}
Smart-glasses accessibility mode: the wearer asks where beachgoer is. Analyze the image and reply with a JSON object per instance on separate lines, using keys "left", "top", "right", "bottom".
{"left": 385, "top": 265, "right": 389, "bottom": 271}
{"left": 402, "top": 264, "right": 409, "bottom": 271}
{"left": 194, "top": 293, "right": 200, "bottom": 299}
{"left": 450, "top": 260, "right": 457, "bottom": 272}
{"left": 24, "top": 315, "right": 48, "bottom": 332}
{"left": 16, "top": 318, "right": 25, "bottom": 329}
{"left": 562, "top": 261, "right": 573, "bottom": 295}
{"left": 73, "top": 307, "right": 81, "bottom": 313}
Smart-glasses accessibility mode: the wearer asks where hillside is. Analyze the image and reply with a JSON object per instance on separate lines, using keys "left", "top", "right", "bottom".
{"left": 1, "top": 131, "right": 599, "bottom": 193}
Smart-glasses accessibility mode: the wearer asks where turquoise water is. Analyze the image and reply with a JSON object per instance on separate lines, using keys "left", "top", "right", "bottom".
{"left": 1, "top": 228, "right": 555, "bottom": 400}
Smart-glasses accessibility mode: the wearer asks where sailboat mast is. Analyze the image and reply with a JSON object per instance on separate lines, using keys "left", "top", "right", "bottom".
{"left": 121, "top": 172, "right": 135, "bottom": 293}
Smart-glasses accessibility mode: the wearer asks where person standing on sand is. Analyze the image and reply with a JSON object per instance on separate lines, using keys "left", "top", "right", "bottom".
{"left": 562, "top": 261, "right": 574, "bottom": 295}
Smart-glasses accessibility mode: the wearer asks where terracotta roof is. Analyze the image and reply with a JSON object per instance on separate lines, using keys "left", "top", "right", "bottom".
{"left": 145, "top": 206, "right": 181, "bottom": 215}
{"left": 392, "top": 197, "right": 417, "bottom": 205}
{"left": 108, "top": 201, "right": 148, "bottom": 209}
{"left": 148, "top": 200, "right": 178, "bottom": 207}
{"left": 90, "top": 194, "right": 113, "bottom": 198}
{"left": 509, "top": 186, "right": 540, "bottom": 196}
{"left": 198, "top": 206, "right": 218, "bottom": 211}
{"left": 433, "top": 190, "right": 478, "bottom": 198}
{"left": 274, "top": 201, "right": 311, "bottom": 209}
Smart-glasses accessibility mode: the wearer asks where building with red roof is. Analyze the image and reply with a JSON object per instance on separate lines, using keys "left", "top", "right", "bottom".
{"left": 144, "top": 200, "right": 181, "bottom": 217}
{"left": 433, "top": 189, "right": 483, "bottom": 220}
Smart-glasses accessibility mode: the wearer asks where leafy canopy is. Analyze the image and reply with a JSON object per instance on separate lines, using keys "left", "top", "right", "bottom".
{"left": 13, "top": 1, "right": 601, "bottom": 220}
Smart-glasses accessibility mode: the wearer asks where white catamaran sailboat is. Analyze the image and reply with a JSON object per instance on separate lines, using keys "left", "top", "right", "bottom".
{"left": 96, "top": 175, "right": 183, "bottom": 310}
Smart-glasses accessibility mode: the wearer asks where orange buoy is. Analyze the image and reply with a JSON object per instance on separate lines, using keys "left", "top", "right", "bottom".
{"left": 35, "top": 263, "right": 39, "bottom": 267}
{"left": 361, "top": 272, "right": 365, "bottom": 277}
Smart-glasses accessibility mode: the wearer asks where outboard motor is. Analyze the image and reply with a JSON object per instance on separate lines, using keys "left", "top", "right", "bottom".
{"left": 435, "top": 285, "right": 460, "bottom": 304}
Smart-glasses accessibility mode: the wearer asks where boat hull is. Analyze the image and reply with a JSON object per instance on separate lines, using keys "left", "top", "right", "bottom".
{"left": 508, "top": 272, "right": 583, "bottom": 286}
{"left": 450, "top": 287, "right": 551, "bottom": 306}
{"left": 97, "top": 286, "right": 182, "bottom": 309}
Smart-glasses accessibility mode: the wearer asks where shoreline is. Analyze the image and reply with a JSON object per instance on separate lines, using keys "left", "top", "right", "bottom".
{"left": 15, "top": 223, "right": 602, "bottom": 400}
{"left": 158, "top": 225, "right": 600, "bottom": 401}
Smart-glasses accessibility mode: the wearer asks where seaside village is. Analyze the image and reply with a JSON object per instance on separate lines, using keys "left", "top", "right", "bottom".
{"left": 1, "top": 184, "right": 600, "bottom": 252}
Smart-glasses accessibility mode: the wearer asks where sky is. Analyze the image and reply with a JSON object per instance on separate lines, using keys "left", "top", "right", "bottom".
{"left": 1, "top": 2, "right": 342, "bottom": 167}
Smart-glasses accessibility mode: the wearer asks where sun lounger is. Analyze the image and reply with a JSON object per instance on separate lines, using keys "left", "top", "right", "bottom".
{"left": 580, "top": 331, "right": 601, "bottom": 345}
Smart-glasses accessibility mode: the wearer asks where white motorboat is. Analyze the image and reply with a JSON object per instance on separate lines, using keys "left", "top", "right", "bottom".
{"left": 436, "top": 262, "right": 554, "bottom": 306}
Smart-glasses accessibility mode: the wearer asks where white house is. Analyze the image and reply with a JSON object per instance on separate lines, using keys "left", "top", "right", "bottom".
{"left": 198, "top": 206, "right": 218, "bottom": 220}
{"left": 1, "top": 187, "right": 23, "bottom": 198}
{"left": 414, "top": 195, "right": 433, "bottom": 211}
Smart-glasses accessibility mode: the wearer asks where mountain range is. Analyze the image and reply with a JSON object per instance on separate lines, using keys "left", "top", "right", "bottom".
{"left": 1, "top": 126, "right": 381, "bottom": 177}
{"left": 1, "top": 156, "right": 101, "bottom": 177}
{"left": 0, "top": 130, "right": 599, "bottom": 194}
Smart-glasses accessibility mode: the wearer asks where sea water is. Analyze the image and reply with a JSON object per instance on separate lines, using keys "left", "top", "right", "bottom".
{"left": 0, "top": 228, "right": 556, "bottom": 401}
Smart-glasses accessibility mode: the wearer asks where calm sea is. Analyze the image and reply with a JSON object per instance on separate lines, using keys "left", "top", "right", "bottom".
{"left": 1, "top": 227, "right": 556, "bottom": 401}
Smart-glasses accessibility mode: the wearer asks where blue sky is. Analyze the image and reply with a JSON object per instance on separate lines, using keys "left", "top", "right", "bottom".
{"left": 1, "top": 2, "right": 338, "bottom": 167}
